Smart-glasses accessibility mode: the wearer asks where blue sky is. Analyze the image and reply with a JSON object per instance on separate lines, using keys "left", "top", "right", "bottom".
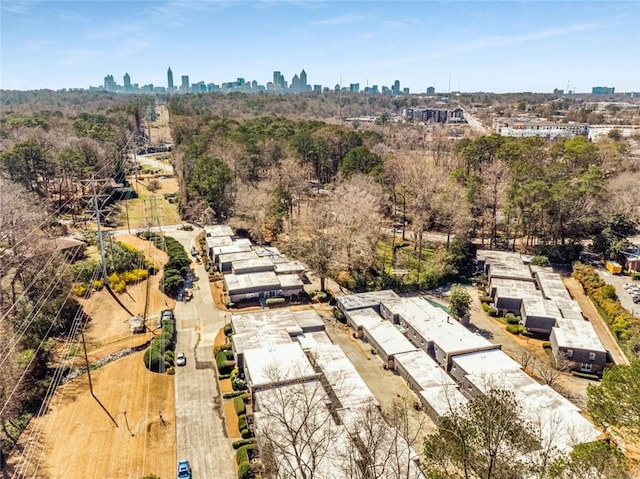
{"left": 1, "top": 1, "right": 639, "bottom": 93}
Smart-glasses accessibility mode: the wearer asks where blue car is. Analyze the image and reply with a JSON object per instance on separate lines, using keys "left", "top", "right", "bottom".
{"left": 177, "top": 459, "right": 191, "bottom": 479}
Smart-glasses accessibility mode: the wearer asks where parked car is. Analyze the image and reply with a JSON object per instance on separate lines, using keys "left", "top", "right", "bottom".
{"left": 632, "top": 295, "right": 640, "bottom": 304}
{"left": 176, "top": 352, "right": 186, "bottom": 366}
{"left": 177, "top": 459, "right": 191, "bottom": 479}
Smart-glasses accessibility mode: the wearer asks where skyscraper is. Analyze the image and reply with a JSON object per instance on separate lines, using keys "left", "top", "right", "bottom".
{"left": 167, "top": 67, "right": 174, "bottom": 90}
{"left": 104, "top": 74, "right": 116, "bottom": 92}
{"left": 123, "top": 72, "right": 131, "bottom": 92}
{"left": 300, "top": 69, "right": 307, "bottom": 91}
{"left": 181, "top": 75, "right": 189, "bottom": 93}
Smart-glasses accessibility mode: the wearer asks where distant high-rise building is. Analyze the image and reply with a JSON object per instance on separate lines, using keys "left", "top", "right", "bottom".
{"left": 349, "top": 83, "right": 360, "bottom": 93}
{"left": 273, "top": 71, "right": 285, "bottom": 89}
{"left": 104, "top": 74, "right": 116, "bottom": 92}
{"left": 123, "top": 72, "right": 132, "bottom": 92}
{"left": 291, "top": 73, "right": 300, "bottom": 92}
{"left": 553, "top": 88, "right": 564, "bottom": 96}
{"left": 167, "top": 67, "right": 174, "bottom": 90}
{"left": 592, "top": 86, "right": 615, "bottom": 95}
{"left": 313, "top": 84, "right": 322, "bottom": 92}
{"left": 300, "top": 69, "right": 307, "bottom": 91}
{"left": 426, "top": 86, "right": 435, "bottom": 95}
{"left": 392, "top": 80, "right": 400, "bottom": 95}
{"left": 181, "top": 75, "right": 189, "bottom": 92}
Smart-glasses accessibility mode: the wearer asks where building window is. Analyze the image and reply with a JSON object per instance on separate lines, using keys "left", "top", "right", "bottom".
{"left": 566, "top": 349, "right": 573, "bottom": 358}
{"left": 589, "top": 352, "right": 596, "bottom": 361}
{"left": 580, "top": 363, "right": 592, "bottom": 373}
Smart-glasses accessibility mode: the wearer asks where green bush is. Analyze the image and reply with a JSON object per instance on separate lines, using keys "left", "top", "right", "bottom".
{"left": 479, "top": 295, "right": 492, "bottom": 304}
{"left": 236, "top": 445, "right": 255, "bottom": 466}
{"left": 506, "top": 324, "right": 525, "bottom": 335}
{"left": 334, "top": 308, "right": 347, "bottom": 324}
{"left": 234, "top": 396, "right": 246, "bottom": 416}
{"left": 219, "top": 373, "right": 232, "bottom": 380}
{"left": 241, "top": 428, "right": 252, "bottom": 439}
{"left": 488, "top": 307, "right": 498, "bottom": 317}
{"left": 315, "top": 291, "right": 328, "bottom": 302}
{"left": 266, "top": 297, "right": 285, "bottom": 306}
{"left": 238, "top": 414, "right": 247, "bottom": 431}
{"left": 571, "top": 370, "right": 601, "bottom": 380}
{"left": 223, "top": 391, "right": 246, "bottom": 399}
{"left": 166, "top": 366, "right": 175, "bottom": 375}
{"left": 505, "top": 313, "right": 519, "bottom": 325}
{"left": 224, "top": 323, "right": 233, "bottom": 336}
{"left": 143, "top": 347, "right": 164, "bottom": 372}
{"left": 542, "top": 341, "right": 552, "bottom": 349}
{"left": 164, "top": 350, "right": 175, "bottom": 364}
{"left": 232, "top": 438, "right": 256, "bottom": 449}
{"left": 237, "top": 461, "right": 254, "bottom": 479}
{"left": 217, "top": 351, "right": 234, "bottom": 375}
{"left": 481, "top": 302, "right": 490, "bottom": 312}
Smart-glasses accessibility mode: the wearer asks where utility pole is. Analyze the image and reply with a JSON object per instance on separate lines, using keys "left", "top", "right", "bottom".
{"left": 91, "top": 179, "right": 109, "bottom": 281}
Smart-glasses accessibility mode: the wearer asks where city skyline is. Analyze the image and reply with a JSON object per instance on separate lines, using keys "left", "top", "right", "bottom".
{"left": 1, "top": 1, "right": 639, "bottom": 93}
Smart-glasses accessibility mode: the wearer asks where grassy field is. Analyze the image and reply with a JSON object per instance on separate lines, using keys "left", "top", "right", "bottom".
{"left": 119, "top": 176, "right": 182, "bottom": 229}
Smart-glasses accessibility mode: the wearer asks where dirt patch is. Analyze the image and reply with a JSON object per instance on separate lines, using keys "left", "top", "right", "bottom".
{"left": 223, "top": 400, "right": 242, "bottom": 438}
{"left": 6, "top": 352, "right": 175, "bottom": 479}
{"left": 220, "top": 379, "right": 234, "bottom": 394}
{"left": 215, "top": 327, "right": 228, "bottom": 349}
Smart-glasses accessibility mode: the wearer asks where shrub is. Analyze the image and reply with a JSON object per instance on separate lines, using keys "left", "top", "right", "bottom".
{"left": 241, "top": 428, "right": 252, "bottom": 439}
{"left": 488, "top": 307, "right": 498, "bottom": 317}
{"left": 232, "top": 438, "right": 256, "bottom": 449}
{"left": 479, "top": 295, "right": 492, "bottom": 304}
{"left": 529, "top": 255, "right": 550, "bottom": 267}
{"left": 481, "top": 302, "right": 490, "bottom": 312}
{"left": 164, "top": 350, "right": 175, "bottom": 364}
{"left": 234, "top": 396, "right": 246, "bottom": 416}
{"left": 315, "top": 291, "right": 328, "bottom": 302}
{"left": 237, "top": 461, "right": 254, "bottom": 479}
{"left": 72, "top": 283, "right": 89, "bottom": 297}
{"left": 223, "top": 391, "right": 246, "bottom": 399}
{"left": 265, "top": 297, "right": 285, "bottom": 306}
{"left": 166, "top": 366, "right": 175, "bottom": 375}
{"left": 238, "top": 414, "right": 247, "bottom": 431}
{"left": 236, "top": 445, "right": 254, "bottom": 466}
{"left": 92, "top": 279, "right": 105, "bottom": 291}
{"left": 505, "top": 313, "right": 519, "bottom": 325}
{"left": 571, "top": 371, "right": 600, "bottom": 380}
{"left": 334, "top": 308, "right": 347, "bottom": 324}
{"left": 542, "top": 342, "right": 552, "bottom": 349}
{"left": 143, "top": 347, "right": 164, "bottom": 372}
{"left": 224, "top": 323, "right": 233, "bottom": 336}
{"left": 506, "top": 324, "right": 523, "bottom": 335}
{"left": 214, "top": 342, "right": 232, "bottom": 355}
{"left": 217, "top": 351, "right": 234, "bottom": 375}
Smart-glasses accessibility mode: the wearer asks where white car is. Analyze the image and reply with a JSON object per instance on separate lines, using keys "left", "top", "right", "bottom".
{"left": 176, "top": 352, "right": 186, "bottom": 367}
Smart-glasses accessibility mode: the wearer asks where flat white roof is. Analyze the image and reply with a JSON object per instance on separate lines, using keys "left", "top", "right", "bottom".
{"left": 278, "top": 273, "right": 304, "bottom": 288}
{"left": 363, "top": 321, "right": 417, "bottom": 357}
{"left": 477, "top": 250, "right": 534, "bottom": 281}
{"left": 244, "top": 342, "right": 316, "bottom": 389}
{"left": 253, "top": 382, "right": 355, "bottom": 478}
{"left": 394, "top": 349, "right": 457, "bottom": 389}
{"left": 555, "top": 299, "right": 584, "bottom": 321}
{"left": 214, "top": 243, "right": 254, "bottom": 258}
{"left": 204, "top": 224, "right": 235, "bottom": 237}
{"left": 224, "top": 271, "right": 281, "bottom": 293}
{"left": 451, "top": 349, "right": 523, "bottom": 375}
{"left": 464, "top": 368, "right": 600, "bottom": 453}
{"left": 310, "top": 344, "right": 377, "bottom": 413}
{"left": 383, "top": 297, "right": 495, "bottom": 356}
{"left": 231, "top": 257, "right": 274, "bottom": 272}
{"left": 419, "top": 386, "right": 468, "bottom": 418}
{"left": 273, "top": 261, "right": 305, "bottom": 274}
{"left": 345, "top": 307, "right": 385, "bottom": 330}
{"left": 535, "top": 270, "right": 573, "bottom": 302}
{"left": 522, "top": 294, "right": 562, "bottom": 319}
{"left": 337, "top": 290, "right": 400, "bottom": 311}
{"left": 291, "top": 310, "right": 325, "bottom": 331}
{"left": 491, "top": 277, "right": 538, "bottom": 298}
{"left": 205, "top": 235, "right": 233, "bottom": 249}
{"left": 552, "top": 319, "right": 607, "bottom": 352}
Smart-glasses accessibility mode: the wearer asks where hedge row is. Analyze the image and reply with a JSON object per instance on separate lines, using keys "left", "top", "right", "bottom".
{"left": 234, "top": 397, "right": 246, "bottom": 416}
{"left": 138, "top": 232, "right": 191, "bottom": 298}
{"left": 143, "top": 318, "right": 176, "bottom": 372}
{"left": 572, "top": 263, "right": 639, "bottom": 347}
{"left": 217, "top": 351, "right": 234, "bottom": 375}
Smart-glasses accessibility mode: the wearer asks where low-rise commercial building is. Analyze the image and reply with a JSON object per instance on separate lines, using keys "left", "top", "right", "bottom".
{"left": 550, "top": 319, "right": 608, "bottom": 375}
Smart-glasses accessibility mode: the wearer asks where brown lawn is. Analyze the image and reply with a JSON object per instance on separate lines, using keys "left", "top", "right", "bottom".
{"left": 224, "top": 400, "right": 242, "bottom": 439}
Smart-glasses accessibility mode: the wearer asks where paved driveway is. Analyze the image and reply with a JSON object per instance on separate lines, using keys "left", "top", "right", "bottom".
{"left": 172, "top": 230, "right": 235, "bottom": 479}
